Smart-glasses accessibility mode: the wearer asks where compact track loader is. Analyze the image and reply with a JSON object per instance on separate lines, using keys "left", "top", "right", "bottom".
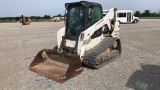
{"left": 20, "top": 15, "right": 31, "bottom": 25}
{"left": 30, "top": 1, "right": 121, "bottom": 83}
{"left": 49, "top": 17, "right": 61, "bottom": 22}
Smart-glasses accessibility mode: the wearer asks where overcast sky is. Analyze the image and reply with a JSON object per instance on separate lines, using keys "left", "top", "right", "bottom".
{"left": 0, "top": 0, "right": 160, "bottom": 17}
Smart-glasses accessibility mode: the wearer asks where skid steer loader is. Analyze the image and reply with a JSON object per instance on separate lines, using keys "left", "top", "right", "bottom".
{"left": 20, "top": 15, "right": 31, "bottom": 25}
{"left": 30, "top": 1, "right": 121, "bottom": 83}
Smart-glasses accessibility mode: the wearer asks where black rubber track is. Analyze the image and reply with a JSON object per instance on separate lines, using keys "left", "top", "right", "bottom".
{"left": 83, "top": 37, "right": 121, "bottom": 69}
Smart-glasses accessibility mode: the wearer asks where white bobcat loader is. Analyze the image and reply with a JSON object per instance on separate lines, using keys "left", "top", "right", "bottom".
{"left": 30, "top": 1, "right": 121, "bottom": 83}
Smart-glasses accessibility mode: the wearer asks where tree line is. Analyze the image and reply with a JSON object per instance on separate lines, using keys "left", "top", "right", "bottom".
{"left": 0, "top": 10, "right": 160, "bottom": 22}
{"left": 0, "top": 14, "right": 63, "bottom": 22}
{"left": 134, "top": 10, "right": 160, "bottom": 17}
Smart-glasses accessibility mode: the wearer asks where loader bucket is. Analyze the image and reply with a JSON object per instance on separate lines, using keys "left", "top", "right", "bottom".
{"left": 29, "top": 49, "right": 83, "bottom": 83}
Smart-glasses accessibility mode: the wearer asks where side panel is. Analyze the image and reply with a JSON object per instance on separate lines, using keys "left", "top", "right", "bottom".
{"left": 77, "top": 8, "right": 117, "bottom": 57}
{"left": 117, "top": 17, "right": 127, "bottom": 23}
{"left": 111, "top": 21, "right": 120, "bottom": 38}
{"left": 117, "top": 12, "right": 127, "bottom": 23}
{"left": 85, "top": 35, "right": 104, "bottom": 51}
{"left": 57, "top": 27, "right": 65, "bottom": 49}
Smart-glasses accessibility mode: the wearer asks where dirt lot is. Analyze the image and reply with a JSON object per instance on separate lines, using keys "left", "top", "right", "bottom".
{"left": 0, "top": 19, "right": 160, "bottom": 90}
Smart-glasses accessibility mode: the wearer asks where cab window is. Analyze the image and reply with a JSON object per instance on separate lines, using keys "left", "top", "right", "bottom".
{"left": 118, "top": 13, "right": 126, "bottom": 17}
{"left": 87, "top": 6, "right": 102, "bottom": 28}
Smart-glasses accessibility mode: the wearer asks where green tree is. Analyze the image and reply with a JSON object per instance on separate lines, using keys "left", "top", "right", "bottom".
{"left": 43, "top": 15, "right": 51, "bottom": 19}
{"left": 134, "top": 11, "right": 141, "bottom": 17}
{"left": 143, "top": 10, "right": 151, "bottom": 17}
{"left": 30, "top": 16, "right": 36, "bottom": 19}
{"left": 35, "top": 17, "right": 39, "bottom": 21}
{"left": 15, "top": 17, "right": 20, "bottom": 21}
{"left": 57, "top": 14, "right": 61, "bottom": 17}
{"left": 9, "top": 17, "right": 12, "bottom": 21}
{"left": 151, "top": 12, "right": 157, "bottom": 17}
{"left": 158, "top": 9, "right": 160, "bottom": 17}
{"left": 2, "top": 18, "right": 5, "bottom": 21}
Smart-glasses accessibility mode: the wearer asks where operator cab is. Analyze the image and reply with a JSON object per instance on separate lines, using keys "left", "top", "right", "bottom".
{"left": 65, "top": 1, "right": 103, "bottom": 40}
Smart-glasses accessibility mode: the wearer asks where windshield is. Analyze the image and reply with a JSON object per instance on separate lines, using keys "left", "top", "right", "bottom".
{"left": 66, "top": 5, "right": 84, "bottom": 40}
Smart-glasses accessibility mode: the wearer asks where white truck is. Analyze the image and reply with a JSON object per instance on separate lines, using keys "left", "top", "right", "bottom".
{"left": 103, "top": 10, "right": 139, "bottom": 23}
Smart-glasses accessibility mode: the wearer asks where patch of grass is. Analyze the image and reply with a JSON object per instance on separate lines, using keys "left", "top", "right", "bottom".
{"left": 0, "top": 20, "right": 17, "bottom": 23}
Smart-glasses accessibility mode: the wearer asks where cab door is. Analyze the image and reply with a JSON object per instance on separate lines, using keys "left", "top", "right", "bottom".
{"left": 127, "top": 12, "right": 131, "bottom": 22}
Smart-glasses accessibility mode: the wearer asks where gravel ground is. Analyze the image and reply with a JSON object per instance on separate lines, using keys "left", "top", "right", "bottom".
{"left": 0, "top": 19, "right": 160, "bottom": 90}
